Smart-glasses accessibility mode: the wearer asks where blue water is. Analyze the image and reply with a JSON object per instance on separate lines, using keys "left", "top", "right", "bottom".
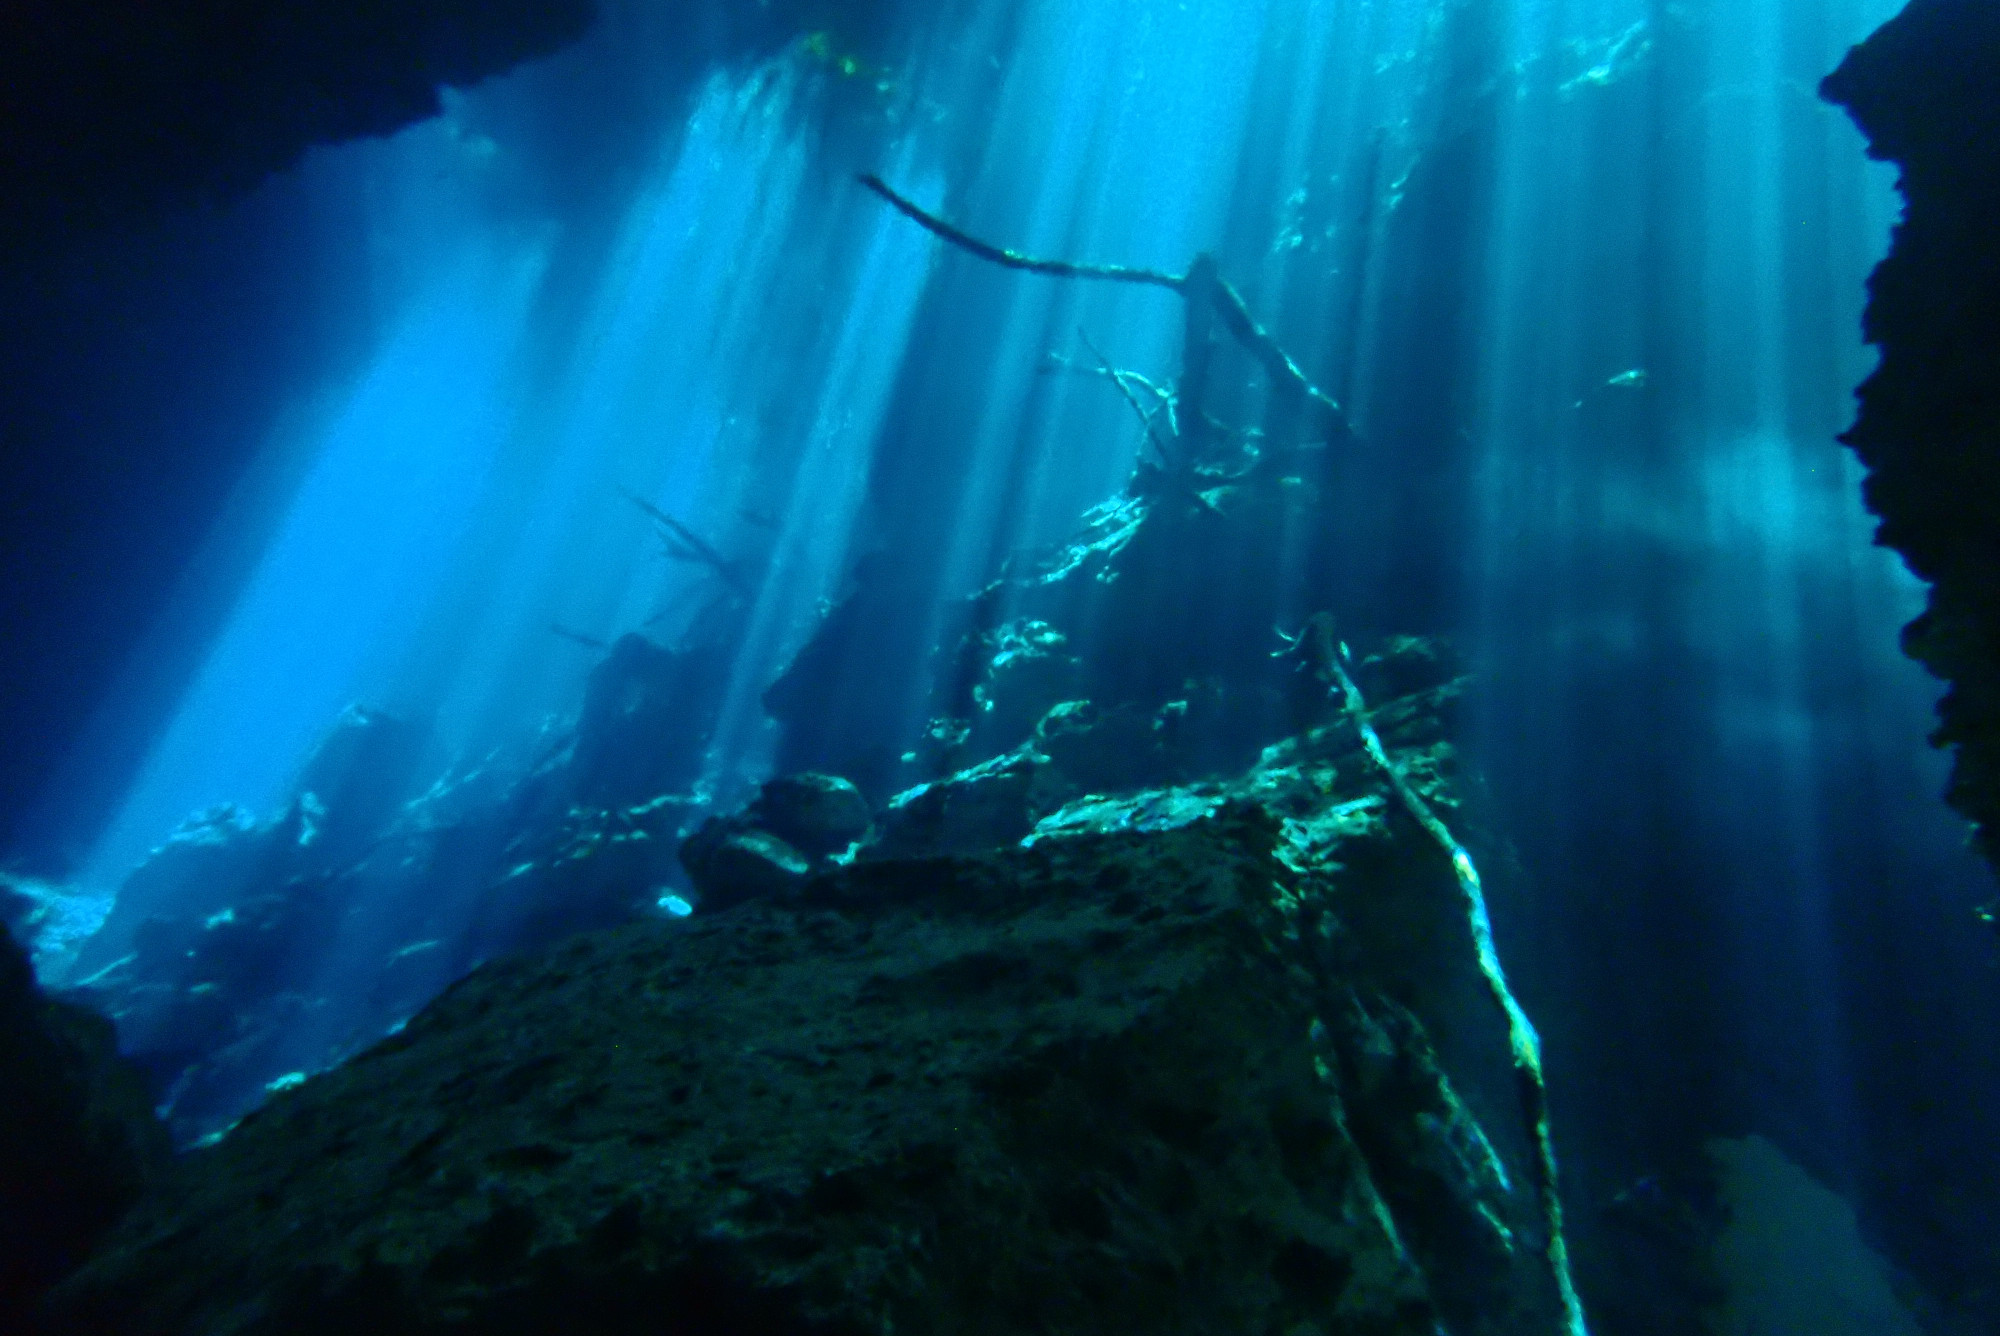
{"left": 28, "top": 0, "right": 1999, "bottom": 1318}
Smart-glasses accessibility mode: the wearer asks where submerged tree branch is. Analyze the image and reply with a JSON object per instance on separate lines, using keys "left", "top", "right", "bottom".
{"left": 1208, "top": 272, "right": 1353, "bottom": 445}
{"left": 1075, "top": 329, "right": 1175, "bottom": 466}
{"left": 860, "top": 173, "right": 1353, "bottom": 444}
{"left": 1285, "top": 613, "right": 1588, "bottom": 1336}
{"left": 859, "top": 175, "right": 1183, "bottom": 292}
{"left": 620, "top": 487, "right": 752, "bottom": 597}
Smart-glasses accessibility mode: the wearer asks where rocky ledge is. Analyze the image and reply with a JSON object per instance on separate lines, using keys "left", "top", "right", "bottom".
{"left": 48, "top": 683, "right": 1565, "bottom": 1335}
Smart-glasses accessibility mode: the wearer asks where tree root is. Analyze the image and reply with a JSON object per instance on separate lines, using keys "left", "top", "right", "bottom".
{"left": 1280, "top": 613, "right": 1589, "bottom": 1336}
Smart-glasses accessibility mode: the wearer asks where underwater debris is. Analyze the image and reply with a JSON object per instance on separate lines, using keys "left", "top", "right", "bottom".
{"left": 619, "top": 485, "right": 756, "bottom": 598}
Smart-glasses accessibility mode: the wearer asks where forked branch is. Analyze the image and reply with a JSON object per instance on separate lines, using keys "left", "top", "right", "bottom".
{"left": 861, "top": 174, "right": 1352, "bottom": 445}
{"left": 620, "top": 487, "right": 752, "bottom": 596}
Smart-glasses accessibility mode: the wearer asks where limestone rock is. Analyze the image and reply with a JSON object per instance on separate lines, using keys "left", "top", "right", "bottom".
{"left": 48, "top": 809, "right": 1559, "bottom": 1336}
{"left": 863, "top": 747, "right": 1071, "bottom": 860}
{"left": 748, "top": 773, "right": 872, "bottom": 858}
{"left": 1822, "top": 0, "right": 2000, "bottom": 876}
{"left": 677, "top": 820, "right": 814, "bottom": 910}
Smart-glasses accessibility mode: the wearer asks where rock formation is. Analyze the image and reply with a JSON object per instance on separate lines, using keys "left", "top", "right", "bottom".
{"left": 1, "top": 0, "right": 597, "bottom": 235}
{"left": 38, "top": 349, "right": 1601, "bottom": 1330}
{"left": 1822, "top": 0, "right": 2000, "bottom": 880}
{"left": 0, "top": 927, "right": 169, "bottom": 1331}
{"left": 50, "top": 729, "right": 1568, "bottom": 1335}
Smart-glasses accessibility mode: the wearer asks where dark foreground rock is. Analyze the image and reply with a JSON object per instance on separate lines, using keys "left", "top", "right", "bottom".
{"left": 1822, "top": 0, "right": 2000, "bottom": 878}
{"left": 1, "top": 928, "right": 169, "bottom": 1331}
{"left": 49, "top": 797, "right": 1561, "bottom": 1336}
{"left": 1, "top": 0, "right": 597, "bottom": 236}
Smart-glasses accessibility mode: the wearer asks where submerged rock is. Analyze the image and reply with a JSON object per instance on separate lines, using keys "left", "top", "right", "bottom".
{"left": 863, "top": 746, "right": 1071, "bottom": 860}
{"left": 747, "top": 773, "right": 873, "bottom": 858}
{"left": 1, "top": 928, "right": 168, "bottom": 1331}
{"left": 1822, "top": 1, "right": 2000, "bottom": 877}
{"left": 678, "top": 818, "right": 815, "bottom": 909}
{"left": 49, "top": 803, "right": 1561, "bottom": 1336}
{"left": 677, "top": 773, "right": 871, "bottom": 909}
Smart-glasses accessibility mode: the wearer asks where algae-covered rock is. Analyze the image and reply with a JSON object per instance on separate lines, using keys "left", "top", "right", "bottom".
{"left": 678, "top": 818, "right": 814, "bottom": 909}
{"left": 863, "top": 746, "right": 1072, "bottom": 860}
{"left": 48, "top": 804, "right": 1560, "bottom": 1336}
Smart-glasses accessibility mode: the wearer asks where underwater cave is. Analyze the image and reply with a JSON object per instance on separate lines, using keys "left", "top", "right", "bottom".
{"left": 3, "top": 0, "right": 1998, "bottom": 1332}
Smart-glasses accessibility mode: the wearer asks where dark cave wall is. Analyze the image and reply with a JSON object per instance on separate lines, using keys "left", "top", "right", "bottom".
{"left": 0, "top": 0, "right": 599, "bottom": 233}
{"left": 0, "top": 926, "right": 169, "bottom": 1329}
{"left": 1822, "top": 0, "right": 2000, "bottom": 880}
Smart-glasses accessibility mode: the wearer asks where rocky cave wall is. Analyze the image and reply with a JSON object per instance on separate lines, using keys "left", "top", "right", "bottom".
{"left": 1822, "top": 0, "right": 2000, "bottom": 880}
{"left": 1, "top": 0, "right": 599, "bottom": 235}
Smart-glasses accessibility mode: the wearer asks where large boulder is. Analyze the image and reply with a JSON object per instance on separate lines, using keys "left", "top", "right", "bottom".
{"left": 747, "top": 773, "right": 873, "bottom": 858}
{"left": 48, "top": 802, "right": 1562, "bottom": 1336}
{"left": 677, "top": 818, "right": 815, "bottom": 910}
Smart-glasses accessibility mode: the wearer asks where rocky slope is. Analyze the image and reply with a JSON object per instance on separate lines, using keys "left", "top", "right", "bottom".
{"left": 49, "top": 758, "right": 1564, "bottom": 1335}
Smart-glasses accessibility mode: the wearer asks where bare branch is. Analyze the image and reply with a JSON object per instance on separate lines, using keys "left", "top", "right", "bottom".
{"left": 1041, "top": 352, "right": 1173, "bottom": 410}
{"left": 1075, "top": 329, "right": 1176, "bottom": 465}
{"left": 859, "top": 175, "right": 1185, "bottom": 293}
{"left": 1291, "top": 612, "right": 1586, "bottom": 1336}
{"left": 619, "top": 487, "right": 751, "bottom": 596}
{"left": 865, "top": 173, "right": 1354, "bottom": 446}
{"left": 1207, "top": 273, "right": 1353, "bottom": 444}
{"left": 550, "top": 623, "right": 609, "bottom": 651}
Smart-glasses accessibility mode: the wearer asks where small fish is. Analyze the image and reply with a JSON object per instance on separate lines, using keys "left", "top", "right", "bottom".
{"left": 1571, "top": 368, "right": 1651, "bottom": 410}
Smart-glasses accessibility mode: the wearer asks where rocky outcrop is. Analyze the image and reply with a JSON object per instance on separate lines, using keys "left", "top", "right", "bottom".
{"left": 62, "top": 686, "right": 709, "bottom": 1143}
{"left": 680, "top": 774, "right": 873, "bottom": 910}
{"left": 1, "top": 1, "right": 598, "bottom": 234}
{"left": 1, "top": 927, "right": 169, "bottom": 1332}
{"left": 1822, "top": 0, "right": 2000, "bottom": 878}
{"left": 49, "top": 774, "right": 1562, "bottom": 1335}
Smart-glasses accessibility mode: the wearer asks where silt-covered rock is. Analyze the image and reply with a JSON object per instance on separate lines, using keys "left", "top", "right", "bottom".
{"left": 49, "top": 785, "right": 1561, "bottom": 1335}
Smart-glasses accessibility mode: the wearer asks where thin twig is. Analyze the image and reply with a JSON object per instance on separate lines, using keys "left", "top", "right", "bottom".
{"left": 1076, "top": 329, "right": 1176, "bottom": 466}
